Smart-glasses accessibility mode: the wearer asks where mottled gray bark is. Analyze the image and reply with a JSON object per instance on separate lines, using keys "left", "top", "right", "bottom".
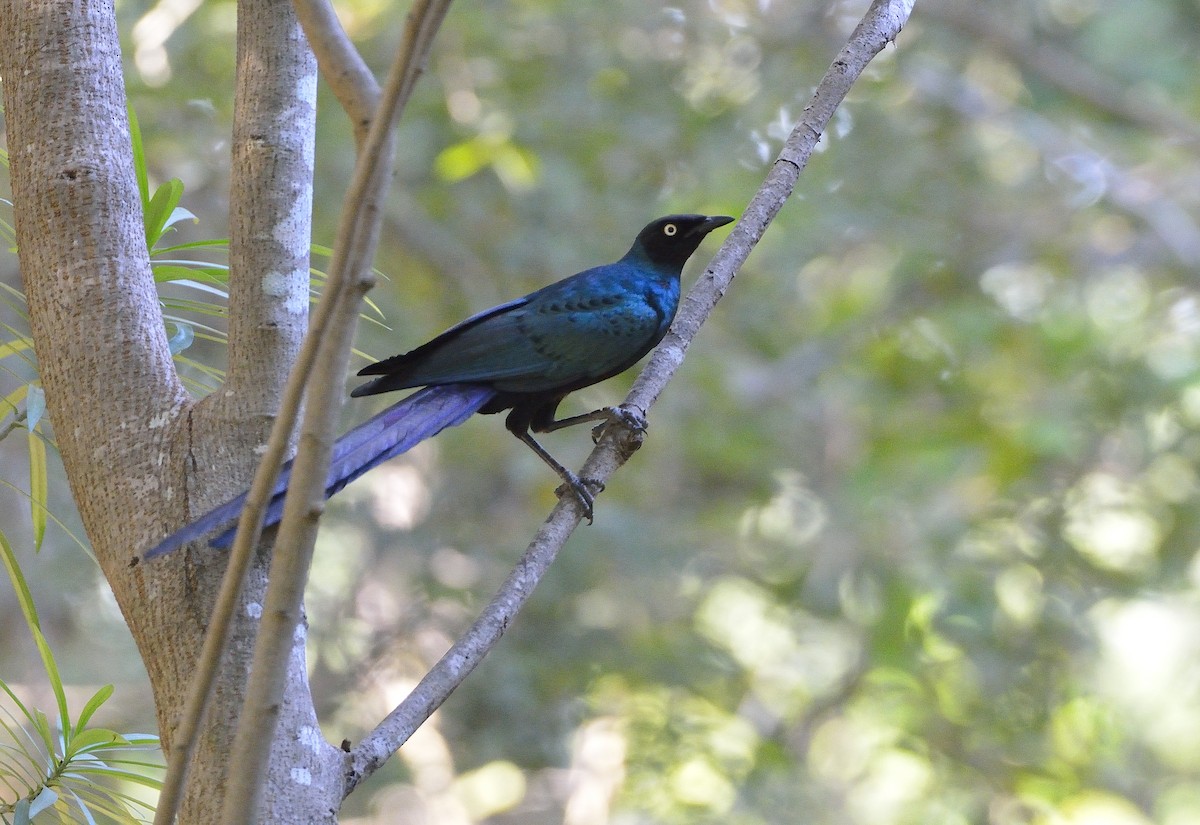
{"left": 0, "top": 1, "right": 340, "bottom": 821}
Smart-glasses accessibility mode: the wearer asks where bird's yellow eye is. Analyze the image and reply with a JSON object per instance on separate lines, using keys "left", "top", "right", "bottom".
{"left": 663, "top": 224, "right": 677, "bottom": 236}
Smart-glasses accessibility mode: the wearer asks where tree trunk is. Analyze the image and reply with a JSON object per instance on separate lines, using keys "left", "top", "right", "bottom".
{"left": 0, "top": 1, "right": 342, "bottom": 820}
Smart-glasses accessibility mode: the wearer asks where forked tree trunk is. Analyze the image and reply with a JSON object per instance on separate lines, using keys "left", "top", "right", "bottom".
{"left": 0, "top": 1, "right": 342, "bottom": 820}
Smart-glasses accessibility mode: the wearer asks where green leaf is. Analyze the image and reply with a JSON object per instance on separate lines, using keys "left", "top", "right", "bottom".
{"left": 0, "top": 529, "right": 42, "bottom": 635}
{"left": 151, "top": 262, "right": 229, "bottom": 284}
{"left": 158, "top": 296, "right": 228, "bottom": 319}
{"left": 1, "top": 383, "right": 29, "bottom": 420}
{"left": 0, "top": 478, "right": 91, "bottom": 557}
{"left": 29, "top": 627, "right": 69, "bottom": 745}
{"left": 152, "top": 237, "right": 230, "bottom": 255}
{"left": 26, "top": 423, "right": 46, "bottom": 550}
{"left": 144, "top": 179, "right": 184, "bottom": 251}
{"left": 0, "top": 338, "right": 33, "bottom": 361}
{"left": 73, "top": 686, "right": 112, "bottom": 732}
{"left": 30, "top": 709, "right": 55, "bottom": 762}
{"left": 127, "top": 104, "right": 148, "bottom": 211}
{"left": 64, "top": 728, "right": 126, "bottom": 758}
{"left": 0, "top": 677, "right": 40, "bottom": 752}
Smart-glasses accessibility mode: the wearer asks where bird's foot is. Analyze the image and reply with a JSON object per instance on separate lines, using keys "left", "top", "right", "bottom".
{"left": 556, "top": 472, "right": 605, "bottom": 524}
{"left": 590, "top": 405, "right": 648, "bottom": 444}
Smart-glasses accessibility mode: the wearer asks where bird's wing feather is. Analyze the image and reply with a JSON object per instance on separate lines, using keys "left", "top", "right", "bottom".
{"left": 357, "top": 296, "right": 530, "bottom": 376}
{"left": 355, "top": 264, "right": 677, "bottom": 393}
{"left": 494, "top": 292, "right": 666, "bottom": 392}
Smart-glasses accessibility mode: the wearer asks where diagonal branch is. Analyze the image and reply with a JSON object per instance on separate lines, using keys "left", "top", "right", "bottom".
{"left": 293, "top": 0, "right": 380, "bottom": 143}
{"left": 219, "top": 1, "right": 455, "bottom": 820}
{"left": 344, "top": 0, "right": 918, "bottom": 793}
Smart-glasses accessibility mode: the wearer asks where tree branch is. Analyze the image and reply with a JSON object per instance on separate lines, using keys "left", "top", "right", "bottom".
{"left": 152, "top": 0, "right": 324, "bottom": 820}
{"left": 345, "top": 0, "right": 918, "bottom": 791}
{"left": 292, "top": 0, "right": 381, "bottom": 144}
{"left": 219, "top": 1, "right": 455, "bottom": 820}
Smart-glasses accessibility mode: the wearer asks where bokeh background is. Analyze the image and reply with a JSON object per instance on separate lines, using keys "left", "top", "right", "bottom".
{"left": 4, "top": 0, "right": 1200, "bottom": 822}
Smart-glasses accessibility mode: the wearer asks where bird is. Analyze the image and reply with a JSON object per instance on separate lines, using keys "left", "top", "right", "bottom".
{"left": 142, "top": 213, "right": 734, "bottom": 560}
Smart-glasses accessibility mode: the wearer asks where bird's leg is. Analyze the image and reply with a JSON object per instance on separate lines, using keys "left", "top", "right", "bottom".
{"left": 511, "top": 428, "right": 601, "bottom": 523}
{"left": 540, "top": 405, "right": 649, "bottom": 444}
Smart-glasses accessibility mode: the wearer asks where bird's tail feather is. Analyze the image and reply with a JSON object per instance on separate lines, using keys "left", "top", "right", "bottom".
{"left": 142, "top": 384, "right": 496, "bottom": 560}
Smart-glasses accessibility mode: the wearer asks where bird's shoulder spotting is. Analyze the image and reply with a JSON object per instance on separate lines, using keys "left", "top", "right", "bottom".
{"left": 523, "top": 260, "right": 682, "bottom": 323}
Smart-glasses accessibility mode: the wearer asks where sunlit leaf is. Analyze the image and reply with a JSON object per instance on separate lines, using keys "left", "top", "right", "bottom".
{"left": 73, "top": 686, "right": 113, "bottom": 733}
{"left": 65, "top": 728, "right": 126, "bottom": 758}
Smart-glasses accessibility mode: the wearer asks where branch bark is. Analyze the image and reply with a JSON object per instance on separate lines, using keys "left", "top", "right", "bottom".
{"left": 152, "top": 0, "right": 340, "bottom": 821}
{"left": 292, "top": 0, "right": 380, "bottom": 144}
{"left": 345, "top": 0, "right": 918, "bottom": 790}
{"left": 218, "top": 1, "right": 456, "bottom": 819}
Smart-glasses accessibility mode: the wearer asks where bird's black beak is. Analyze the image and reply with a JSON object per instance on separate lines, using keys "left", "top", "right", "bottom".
{"left": 687, "top": 215, "right": 735, "bottom": 236}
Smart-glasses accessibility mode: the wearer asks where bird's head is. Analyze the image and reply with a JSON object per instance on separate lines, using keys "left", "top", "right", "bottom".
{"left": 628, "top": 214, "right": 735, "bottom": 270}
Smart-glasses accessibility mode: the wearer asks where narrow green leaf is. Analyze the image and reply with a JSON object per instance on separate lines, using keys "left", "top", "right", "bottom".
{"left": 62, "top": 787, "right": 101, "bottom": 825}
{"left": 0, "top": 281, "right": 30, "bottom": 307}
{"left": 0, "top": 530, "right": 42, "bottom": 634}
{"left": 1, "top": 216, "right": 16, "bottom": 252}
{"left": 151, "top": 237, "right": 230, "bottom": 254}
{"left": 0, "top": 478, "right": 91, "bottom": 557}
{"left": 1, "top": 383, "right": 29, "bottom": 419}
{"left": 0, "top": 682, "right": 45, "bottom": 775}
{"left": 64, "top": 728, "right": 125, "bottom": 758}
{"left": 72, "top": 686, "right": 112, "bottom": 733}
{"left": 157, "top": 297, "right": 228, "bottom": 319}
{"left": 29, "top": 709, "right": 55, "bottom": 761}
{"left": 26, "top": 423, "right": 46, "bottom": 550}
{"left": 127, "top": 104, "right": 148, "bottom": 211}
{"left": 63, "top": 784, "right": 117, "bottom": 824}
{"left": 151, "top": 262, "right": 229, "bottom": 282}
{"left": 161, "top": 314, "right": 227, "bottom": 342}
{"left": 0, "top": 338, "right": 33, "bottom": 361}
{"left": 143, "top": 178, "right": 184, "bottom": 250}
{"left": 28, "top": 627, "right": 69, "bottom": 746}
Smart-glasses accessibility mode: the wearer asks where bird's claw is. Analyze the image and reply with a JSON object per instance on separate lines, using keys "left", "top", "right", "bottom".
{"left": 557, "top": 474, "right": 605, "bottom": 523}
{"left": 590, "top": 405, "right": 648, "bottom": 444}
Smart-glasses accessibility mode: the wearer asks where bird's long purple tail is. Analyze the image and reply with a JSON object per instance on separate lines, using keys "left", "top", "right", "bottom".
{"left": 142, "top": 384, "right": 496, "bottom": 560}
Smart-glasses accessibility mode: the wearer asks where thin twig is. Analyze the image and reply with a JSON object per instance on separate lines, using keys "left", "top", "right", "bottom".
{"left": 344, "top": 0, "right": 917, "bottom": 792}
{"left": 219, "top": 1, "right": 455, "bottom": 821}
{"left": 293, "top": 0, "right": 380, "bottom": 144}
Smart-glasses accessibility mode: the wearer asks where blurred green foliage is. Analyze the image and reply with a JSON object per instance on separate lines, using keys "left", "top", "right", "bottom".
{"left": 4, "top": 0, "right": 1200, "bottom": 822}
